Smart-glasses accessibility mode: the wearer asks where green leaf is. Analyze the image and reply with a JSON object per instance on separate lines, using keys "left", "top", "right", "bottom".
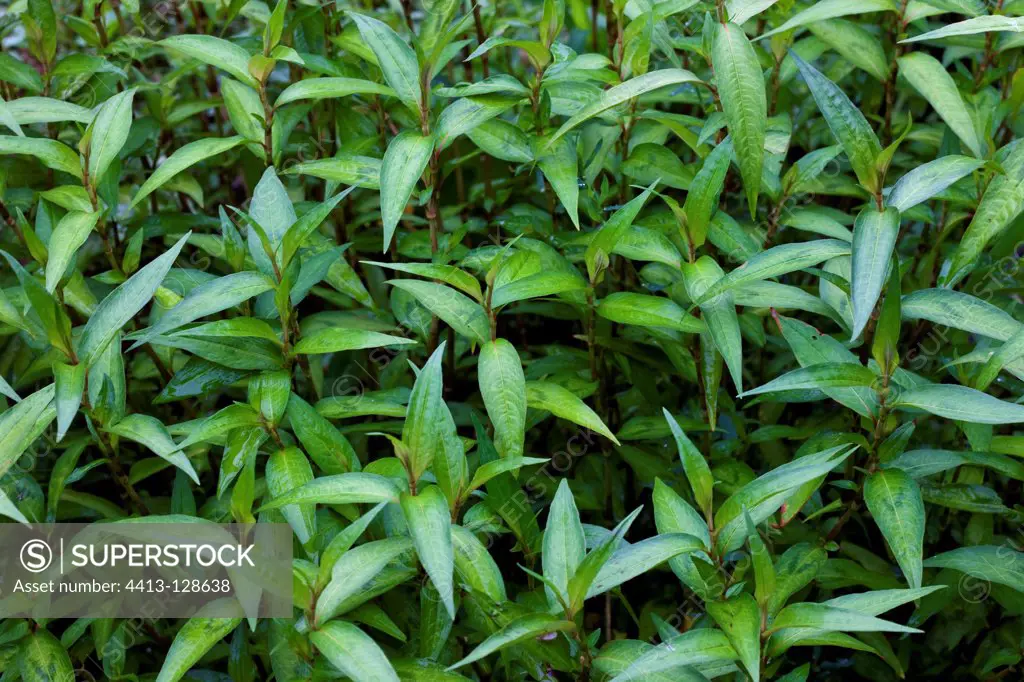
{"left": 898, "top": 53, "right": 982, "bottom": 157}
{"left": 129, "top": 271, "right": 274, "bottom": 348}
{"left": 901, "top": 14, "right": 1024, "bottom": 43}
{"left": 388, "top": 280, "right": 490, "bottom": 343}
{"left": 543, "top": 478, "right": 586, "bottom": 610}
{"left": 266, "top": 446, "right": 316, "bottom": 544}
{"left": 792, "top": 53, "right": 883, "bottom": 192}
{"left": 107, "top": 414, "right": 201, "bottom": 485}
{"left": 739, "top": 362, "right": 877, "bottom": 397}
{"left": 77, "top": 232, "right": 192, "bottom": 367}
{"left": 467, "top": 118, "right": 533, "bottom": 163}
{"left": 18, "top": 629, "right": 74, "bottom": 682}
{"left": 403, "top": 342, "right": 446, "bottom": 480}
{"left": 587, "top": 183, "right": 656, "bottom": 281}
{"left": 850, "top": 206, "right": 900, "bottom": 340}
{"left": 310, "top": 621, "right": 400, "bottom": 682}
{"left": 0, "top": 135, "right": 81, "bottom": 178}
{"left": 350, "top": 13, "right": 421, "bottom": 111}
{"left": 663, "top": 408, "right": 714, "bottom": 516}
{"left": 706, "top": 594, "right": 761, "bottom": 682}
{"left": 380, "top": 131, "right": 434, "bottom": 252}
{"left": 694, "top": 240, "right": 851, "bottom": 304}
{"left": 275, "top": 77, "right": 397, "bottom": 107}
{"left": 0, "top": 384, "right": 56, "bottom": 479}
{"left": 435, "top": 95, "right": 522, "bottom": 150}
{"left": 402, "top": 486, "right": 455, "bottom": 619}
{"left": 316, "top": 537, "right": 414, "bottom": 623}
{"left": 45, "top": 210, "right": 99, "bottom": 293}
{"left": 864, "top": 468, "right": 925, "bottom": 589}
{"left": 683, "top": 256, "right": 743, "bottom": 391}
{"left": 901, "top": 288, "right": 1020, "bottom": 341}
{"left": 257, "top": 472, "right": 401, "bottom": 510}
{"left": 892, "top": 383, "right": 1024, "bottom": 424}
{"left": 479, "top": 339, "right": 527, "bottom": 461}
{"left": 771, "top": 603, "right": 921, "bottom": 634}
{"left": 586, "top": 533, "right": 704, "bottom": 599}
{"left": 549, "top": 69, "right": 702, "bottom": 144}
{"left": 161, "top": 35, "right": 256, "bottom": 87}
{"left": 365, "top": 261, "right": 482, "bottom": 300}
{"left": 292, "top": 328, "right": 416, "bottom": 355}
{"left": 446, "top": 613, "right": 574, "bottom": 670}
{"left": 526, "top": 381, "right": 619, "bottom": 444}
{"left": 87, "top": 88, "right": 135, "bottom": 185}
{"left": 923, "top": 546, "right": 1024, "bottom": 594}
{"left": 713, "top": 23, "right": 766, "bottom": 216}
{"left": 53, "top": 360, "right": 85, "bottom": 441}
{"left": 887, "top": 155, "right": 984, "bottom": 212}
{"left": 535, "top": 135, "right": 581, "bottom": 229}
{"left": 131, "top": 136, "right": 246, "bottom": 208}
{"left": 156, "top": 618, "right": 242, "bottom": 682}
{"left": 284, "top": 155, "right": 382, "bottom": 189}
{"left": 597, "top": 292, "right": 704, "bottom": 333}
{"left": 762, "top": 0, "right": 897, "bottom": 39}
{"left": 683, "top": 138, "right": 732, "bottom": 249}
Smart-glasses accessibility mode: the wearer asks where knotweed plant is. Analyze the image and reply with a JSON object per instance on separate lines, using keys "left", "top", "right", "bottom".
{"left": 1, "top": 0, "right": 1024, "bottom": 679}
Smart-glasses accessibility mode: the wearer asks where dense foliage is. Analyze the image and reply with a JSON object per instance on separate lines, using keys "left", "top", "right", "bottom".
{"left": 4, "top": 0, "right": 1024, "bottom": 679}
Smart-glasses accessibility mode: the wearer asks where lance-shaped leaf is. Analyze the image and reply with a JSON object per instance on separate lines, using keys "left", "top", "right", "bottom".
{"left": 715, "top": 445, "right": 852, "bottom": 552}
{"left": 45, "top": 210, "right": 99, "bottom": 293}
{"left": 107, "top": 414, "right": 200, "bottom": 485}
{"left": 864, "top": 468, "right": 925, "bottom": 589}
{"left": 379, "top": 131, "right": 434, "bottom": 252}
{"left": 388, "top": 280, "right": 489, "bottom": 343}
{"left": 257, "top": 472, "right": 402, "bottom": 510}
{"left": 77, "top": 232, "right": 191, "bottom": 368}
{"left": 850, "top": 206, "right": 900, "bottom": 340}
{"left": 771, "top": 603, "right": 921, "bottom": 634}
{"left": 0, "top": 136, "right": 81, "bottom": 178}
{"left": 310, "top": 621, "right": 400, "bottom": 682}
{"left": 886, "top": 155, "right": 983, "bottom": 212}
{"left": 435, "top": 95, "right": 522, "bottom": 150}
{"left": 892, "top": 384, "right": 1024, "bottom": 424}
{"left": 364, "top": 261, "right": 482, "bottom": 301}
{"left": 923, "top": 546, "right": 1024, "bottom": 594}
{"left": 131, "top": 136, "right": 245, "bottom": 208}
{"left": 350, "top": 13, "right": 421, "bottom": 110}
{"left": 0, "top": 384, "right": 56, "bottom": 479}
{"left": 792, "top": 53, "right": 882, "bottom": 193}
{"left": 275, "top": 77, "right": 397, "bottom": 107}
{"left": 155, "top": 618, "right": 242, "bottom": 682}
{"left": 694, "top": 239, "right": 851, "bottom": 304}
{"left": 402, "top": 486, "right": 456, "bottom": 619}
{"left": 535, "top": 135, "right": 580, "bottom": 229}
{"left": 403, "top": 342, "right": 446, "bottom": 480}
{"left": 446, "top": 614, "right": 575, "bottom": 670}
{"left": 898, "top": 53, "right": 982, "bottom": 157}
{"left": 587, "top": 183, "right": 656, "bottom": 280}
{"left": 315, "top": 537, "right": 414, "bottom": 624}
{"left": 549, "top": 69, "right": 701, "bottom": 144}
{"left": 900, "top": 288, "right": 1020, "bottom": 341}
{"left": 266, "top": 447, "right": 316, "bottom": 545}
{"left": 479, "top": 339, "right": 526, "bottom": 460}
{"left": 683, "top": 138, "right": 733, "bottom": 247}
{"left": 713, "top": 22, "right": 765, "bottom": 216}
{"left": 526, "top": 381, "right": 619, "bottom": 444}
{"left": 53, "top": 361, "right": 85, "bottom": 441}
{"left": 87, "top": 88, "right": 135, "bottom": 185}
{"left": 129, "top": 271, "right": 274, "bottom": 348}
{"left": 543, "top": 479, "right": 586, "bottom": 610}
{"left": 292, "top": 328, "right": 415, "bottom": 355}
{"left": 941, "top": 140, "right": 1024, "bottom": 287}
{"left": 597, "top": 292, "right": 704, "bottom": 333}
{"left": 761, "top": 0, "right": 897, "bottom": 38}
{"left": 739, "top": 362, "right": 877, "bottom": 397}
{"left": 683, "top": 256, "right": 743, "bottom": 392}
{"left": 161, "top": 35, "right": 256, "bottom": 86}
{"left": 285, "top": 156, "right": 382, "bottom": 189}
{"left": 706, "top": 594, "right": 761, "bottom": 682}
{"left": 901, "top": 14, "right": 1024, "bottom": 43}
{"left": 585, "top": 533, "right": 704, "bottom": 599}
{"left": 664, "top": 408, "right": 713, "bottom": 516}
